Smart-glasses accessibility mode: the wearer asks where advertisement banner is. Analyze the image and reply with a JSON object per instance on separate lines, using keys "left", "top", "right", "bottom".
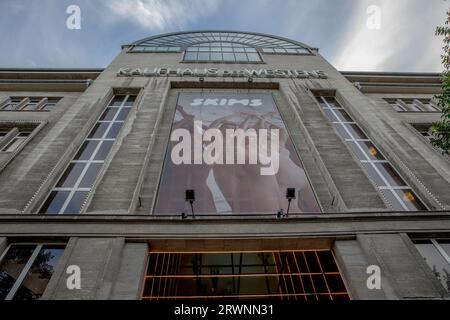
{"left": 155, "top": 92, "right": 321, "bottom": 215}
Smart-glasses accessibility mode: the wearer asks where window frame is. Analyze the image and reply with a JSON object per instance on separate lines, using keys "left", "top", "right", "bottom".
{"left": 38, "top": 94, "right": 138, "bottom": 215}
{"left": 0, "top": 242, "right": 66, "bottom": 300}
{"left": 314, "top": 94, "right": 428, "bottom": 212}
{"left": 0, "top": 97, "right": 61, "bottom": 112}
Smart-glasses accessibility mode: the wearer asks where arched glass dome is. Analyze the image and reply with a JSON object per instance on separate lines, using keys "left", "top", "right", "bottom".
{"left": 128, "top": 31, "right": 313, "bottom": 62}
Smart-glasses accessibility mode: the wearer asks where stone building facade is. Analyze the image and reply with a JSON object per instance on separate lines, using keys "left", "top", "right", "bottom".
{"left": 0, "top": 31, "right": 448, "bottom": 300}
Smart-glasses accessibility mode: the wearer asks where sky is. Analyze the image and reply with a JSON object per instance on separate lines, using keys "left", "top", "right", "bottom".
{"left": 0, "top": 0, "right": 448, "bottom": 72}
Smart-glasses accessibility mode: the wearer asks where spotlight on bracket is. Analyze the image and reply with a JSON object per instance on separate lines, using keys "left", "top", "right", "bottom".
{"left": 248, "top": 77, "right": 254, "bottom": 83}
{"left": 285, "top": 188, "right": 296, "bottom": 217}
{"left": 185, "top": 189, "right": 196, "bottom": 218}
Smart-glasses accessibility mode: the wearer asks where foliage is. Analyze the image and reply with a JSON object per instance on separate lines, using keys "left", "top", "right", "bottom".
{"left": 431, "top": 9, "right": 450, "bottom": 155}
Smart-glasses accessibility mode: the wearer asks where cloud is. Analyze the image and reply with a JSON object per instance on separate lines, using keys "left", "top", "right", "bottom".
{"left": 105, "top": 0, "right": 221, "bottom": 30}
{"left": 332, "top": 0, "right": 447, "bottom": 72}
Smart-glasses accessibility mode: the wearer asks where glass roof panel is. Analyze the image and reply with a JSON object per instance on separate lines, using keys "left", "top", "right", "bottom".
{"left": 131, "top": 31, "right": 311, "bottom": 54}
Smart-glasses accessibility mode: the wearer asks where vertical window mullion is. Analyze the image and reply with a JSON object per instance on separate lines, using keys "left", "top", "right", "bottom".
{"left": 5, "top": 244, "right": 42, "bottom": 300}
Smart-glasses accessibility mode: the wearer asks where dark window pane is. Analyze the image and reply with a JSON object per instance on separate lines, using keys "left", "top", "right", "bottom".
{"left": 301, "top": 275, "right": 314, "bottom": 295}
{"left": 99, "top": 108, "right": 118, "bottom": 121}
{"left": 325, "top": 274, "right": 347, "bottom": 292}
{"left": 343, "top": 123, "right": 367, "bottom": 139}
{"left": 0, "top": 245, "right": 35, "bottom": 300}
{"left": 78, "top": 163, "right": 102, "bottom": 188}
{"left": 93, "top": 141, "right": 114, "bottom": 161}
{"left": 304, "top": 252, "right": 321, "bottom": 273}
{"left": 124, "top": 95, "right": 136, "bottom": 107}
{"left": 357, "top": 141, "right": 385, "bottom": 161}
{"left": 333, "top": 109, "right": 353, "bottom": 122}
{"left": 324, "top": 97, "right": 340, "bottom": 108}
{"left": 394, "top": 189, "right": 427, "bottom": 211}
{"left": 63, "top": 191, "right": 89, "bottom": 214}
{"left": 317, "top": 251, "right": 338, "bottom": 273}
{"left": 13, "top": 246, "right": 65, "bottom": 301}
{"left": 40, "top": 191, "right": 70, "bottom": 214}
{"left": 56, "top": 163, "right": 86, "bottom": 188}
{"left": 110, "top": 96, "right": 125, "bottom": 107}
{"left": 105, "top": 123, "right": 123, "bottom": 139}
{"left": 88, "top": 123, "right": 110, "bottom": 139}
{"left": 316, "top": 97, "right": 328, "bottom": 109}
{"left": 332, "top": 294, "right": 350, "bottom": 300}
{"left": 74, "top": 140, "right": 99, "bottom": 161}
{"left": 116, "top": 108, "right": 131, "bottom": 121}
{"left": 311, "top": 275, "right": 328, "bottom": 293}
{"left": 373, "top": 163, "right": 407, "bottom": 187}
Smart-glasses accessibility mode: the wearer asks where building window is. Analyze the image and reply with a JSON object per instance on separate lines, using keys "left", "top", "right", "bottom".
{"left": 413, "top": 239, "right": 450, "bottom": 293}
{"left": 0, "top": 131, "right": 32, "bottom": 153}
{"left": 315, "top": 95, "right": 427, "bottom": 211}
{"left": 0, "top": 125, "right": 36, "bottom": 154}
{"left": 142, "top": 250, "right": 349, "bottom": 300}
{"left": 385, "top": 98, "right": 440, "bottom": 112}
{"left": 0, "top": 98, "right": 22, "bottom": 111}
{"left": 39, "top": 94, "right": 137, "bottom": 215}
{"left": 0, "top": 243, "right": 65, "bottom": 300}
{"left": 183, "top": 42, "right": 262, "bottom": 62}
{"left": 130, "top": 31, "right": 313, "bottom": 57}
{"left": 410, "top": 123, "right": 449, "bottom": 154}
{"left": 0, "top": 97, "right": 61, "bottom": 112}
{"left": 155, "top": 92, "right": 321, "bottom": 215}
{"left": 416, "top": 126, "right": 434, "bottom": 142}
{"left": 41, "top": 98, "right": 61, "bottom": 111}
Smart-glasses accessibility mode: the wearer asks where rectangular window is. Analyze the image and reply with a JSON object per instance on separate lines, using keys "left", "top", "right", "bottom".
{"left": 315, "top": 95, "right": 427, "bottom": 211}
{"left": 0, "top": 97, "right": 61, "bottom": 112}
{"left": 40, "top": 98, "right": 61, "bottom": 111}
{"left": 385, "top": 98, "right": 440, "bottom": 113}
{"left": 0, "top": 131, "right": 32, "bottom": 153}
{"left": 0, "top": 126, "right": 35, "bottom": 153}
{"left": 413, "top": 239, "right": 450, "bottom": 293}
{"left": 21, "top": 99, "right": 42, "bottom": 111}
{"left": 155, "top": 92, "right": 321, "bottom": 215}
{"left": 0, "top": 244, "right": 65, "bottom": 300}
{"left": 410, "top": 123, "right": 448, "bottom": 154}
{"left": 1, "top": 98, "right": 23, "bottom": 111}
{"left": 142, "top": 249, "right": 349, "bottom": 300}
{"left": 39, "top": 94, "right": 137, "bottom": 215}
